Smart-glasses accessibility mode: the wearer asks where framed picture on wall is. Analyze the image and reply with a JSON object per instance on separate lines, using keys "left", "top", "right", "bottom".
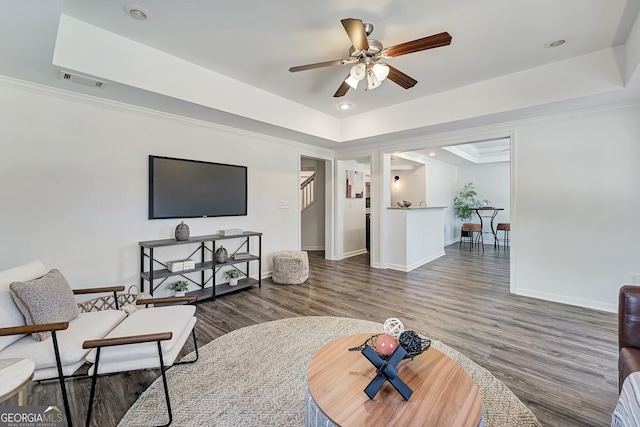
{"left": 346, "top": 170, "right": 364, "bottom": 199}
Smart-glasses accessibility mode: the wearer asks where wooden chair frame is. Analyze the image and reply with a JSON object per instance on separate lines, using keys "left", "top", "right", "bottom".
{"left": 459, "top": 223, "right": 484, "bottom": 252}
{"left": 496, "top": 223, "right": 510, "bottom": 250}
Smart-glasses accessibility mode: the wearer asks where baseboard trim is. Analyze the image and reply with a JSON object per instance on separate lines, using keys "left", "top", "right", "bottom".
{"left": 341, "top": 249, "right": 368, "bottom": 259}
{"left": 514, "top": 288, "right": 616, "bottom": 313}
{"left": 387, "top": 251, "right": 446, "bottom": 272}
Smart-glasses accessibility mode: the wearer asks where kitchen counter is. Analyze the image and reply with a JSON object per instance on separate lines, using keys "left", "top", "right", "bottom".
{"left": 387, "top": 207, "right": 446, "bottom": 271}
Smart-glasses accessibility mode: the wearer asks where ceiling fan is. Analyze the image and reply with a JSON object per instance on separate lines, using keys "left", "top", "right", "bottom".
{"left": 289, "top": 18, "right": 452, "bottom": 97}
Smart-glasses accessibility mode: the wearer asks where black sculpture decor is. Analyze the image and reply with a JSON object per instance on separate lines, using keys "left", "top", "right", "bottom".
{"left": 361, "top": 345, "right": 413, "bottom": 401}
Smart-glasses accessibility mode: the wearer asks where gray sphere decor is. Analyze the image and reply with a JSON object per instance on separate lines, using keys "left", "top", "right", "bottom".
{"left": 175, "top": 221, "right": 190, "bottom": 241}
{"left": 215, "top": 246, "right": 228, "bottom": 263}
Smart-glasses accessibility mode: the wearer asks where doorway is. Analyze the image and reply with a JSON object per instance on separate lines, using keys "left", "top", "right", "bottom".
{"left": 300, "top": 157, "right": 327, "bottom": 252}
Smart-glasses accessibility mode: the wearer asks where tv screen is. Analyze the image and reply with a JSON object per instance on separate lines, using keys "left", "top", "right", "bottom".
{"left": 149, "top": 155, "right": 247, "bottom": 219}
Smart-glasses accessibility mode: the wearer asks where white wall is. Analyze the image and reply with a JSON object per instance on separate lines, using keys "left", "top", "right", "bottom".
{"left": 391, "top": 167, "right": 427, "bottom": 207}
{"left": 425, "top": 160, "right": 459, "bottom": 244}
{"left": 511, "top": 104, "right": 640, "bottom": 311}
{"left": 0, "top": 83, "right": 330, "bottom": 295}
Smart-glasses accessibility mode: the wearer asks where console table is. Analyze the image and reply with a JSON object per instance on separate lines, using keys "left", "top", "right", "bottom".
{"left": 139, "top": 231, "right": 262, "bottom": 300}
{"left": 306, "top": 334, "right": 483, "bottom": 426}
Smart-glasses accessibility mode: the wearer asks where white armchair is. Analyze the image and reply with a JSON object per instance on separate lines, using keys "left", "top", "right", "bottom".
{"left": 0, "top": 259, "right": 199, "bottom": 427}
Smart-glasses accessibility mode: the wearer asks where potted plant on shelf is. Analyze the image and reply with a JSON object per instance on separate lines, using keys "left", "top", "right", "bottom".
{"left": 225, "top": 269, "right": 245, "bottom": 287}
{"left": 168, "top": 280, "right": 189, "bottom": 296}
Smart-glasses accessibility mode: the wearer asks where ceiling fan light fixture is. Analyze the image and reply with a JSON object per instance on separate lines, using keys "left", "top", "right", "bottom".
{"left": 345, "top": 76, "right": 360, "bottom": 90}
{"left": 289, "top": 18, "right": 453, "bottom": 97}
{"left": 366, "top": 69, "right": 382, "bottom": 90}
{"left": 372, "top": 63, "right": 389, "bottom": 81}
{"left": 349, "top": 63, "right": 366, "bottom": 81}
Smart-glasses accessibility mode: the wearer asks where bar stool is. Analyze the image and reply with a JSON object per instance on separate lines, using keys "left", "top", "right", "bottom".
{"left": 496, "top": 223, "right": 510, "bottom": 249}
{"left": 459, "top": 223, "right": 484, "bottom": 251}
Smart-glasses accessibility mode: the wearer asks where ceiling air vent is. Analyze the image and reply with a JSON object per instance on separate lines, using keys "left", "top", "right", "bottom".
{"left": 58, "top": 71, "right": 106, "bottom": 88}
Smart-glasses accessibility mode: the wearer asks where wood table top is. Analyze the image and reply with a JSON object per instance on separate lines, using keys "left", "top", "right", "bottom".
{"left": 307, "top": 334, "right": 483, "bottom": 427}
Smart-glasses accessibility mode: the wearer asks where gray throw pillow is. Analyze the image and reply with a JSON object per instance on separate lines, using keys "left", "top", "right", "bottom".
{"left": 10, "top": 269, "right": 79, "bottom": 341}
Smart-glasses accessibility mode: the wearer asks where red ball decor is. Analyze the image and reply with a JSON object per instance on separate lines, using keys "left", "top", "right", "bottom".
{"left": 375, "top": 333, "right": 398, "bottom": 356}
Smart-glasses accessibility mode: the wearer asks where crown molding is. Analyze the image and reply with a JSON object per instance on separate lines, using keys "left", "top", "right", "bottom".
{"left": 0, "top": 75, "right": 335, "bottom": 156}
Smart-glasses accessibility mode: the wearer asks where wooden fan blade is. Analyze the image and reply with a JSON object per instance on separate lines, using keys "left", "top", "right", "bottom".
{"left": 341, "top": 18, "right": 369, "bottom": 51}
{"left": 333, "top": 75, "right": 351, "bottom": 97}
{"left": 289, "top": 59, "right": 345, "bottom": 73}
{"left": 387, "top": 65, "right": 417, "bottom": 89}
{"left": 384, "top": 32, "right": 452, "bottom": 57}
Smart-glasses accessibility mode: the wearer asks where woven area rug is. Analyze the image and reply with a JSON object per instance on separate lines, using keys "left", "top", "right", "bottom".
{"left": 118, "top": 316, "right": 540, "bottom": 426}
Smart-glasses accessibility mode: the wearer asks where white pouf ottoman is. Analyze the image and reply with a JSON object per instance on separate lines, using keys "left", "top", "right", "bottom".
{"left": 272, "top": 251, "right": 309, "bottom": 284}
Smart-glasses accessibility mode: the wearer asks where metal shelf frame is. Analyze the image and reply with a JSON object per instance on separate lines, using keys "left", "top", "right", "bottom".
{"left": 139, "top": 231, "right": 262, "bottom": 300}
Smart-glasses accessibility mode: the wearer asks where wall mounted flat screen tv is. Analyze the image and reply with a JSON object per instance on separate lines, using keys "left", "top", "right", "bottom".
{"left": 149, "top": 155, "right": 247, "bottom": 219}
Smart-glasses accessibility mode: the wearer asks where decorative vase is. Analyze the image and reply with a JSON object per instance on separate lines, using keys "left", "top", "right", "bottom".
{"left": 174, "top": 290, "right": 186, "bottom": 297}
{"left": 215, "top": 246, "right": 228, "bottom": 263}
{"left": 175, "top": 221, "right": 190, "bottom": 241}
{"left": 229, "top": 277, "right": 238, "bottom": 286}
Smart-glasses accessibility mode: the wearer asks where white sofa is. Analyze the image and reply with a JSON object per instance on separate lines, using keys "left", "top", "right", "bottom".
{"left": 0, "top": 259, "right": 198, "bottom": 426}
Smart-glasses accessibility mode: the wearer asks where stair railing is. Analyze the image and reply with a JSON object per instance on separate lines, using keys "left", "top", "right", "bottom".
{"left": 301, "top": 174, "right": 315, "bottom": 211}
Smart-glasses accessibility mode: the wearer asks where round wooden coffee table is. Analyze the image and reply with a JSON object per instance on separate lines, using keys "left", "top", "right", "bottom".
{"left": 307, "top": 334, "right": 483, "bottom": 427}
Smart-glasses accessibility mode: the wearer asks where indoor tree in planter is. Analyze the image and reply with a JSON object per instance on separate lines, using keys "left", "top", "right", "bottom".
{"left": 453, "top": 183, "right": 491, "bottom": 232}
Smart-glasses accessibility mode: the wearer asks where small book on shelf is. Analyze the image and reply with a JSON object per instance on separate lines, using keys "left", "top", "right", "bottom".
{"left": 166, "top": 260, "right": 184, "bottom": 272}
{"left": 166, "top": 259, "right": 195, "bottom": 272}
{"left": 233, "top": 252, "right": 251, "bottom": 260}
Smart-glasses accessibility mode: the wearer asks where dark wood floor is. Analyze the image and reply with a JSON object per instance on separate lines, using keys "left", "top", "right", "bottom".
{"left": 4, "top": 243, "right": 619, "bottom": 426}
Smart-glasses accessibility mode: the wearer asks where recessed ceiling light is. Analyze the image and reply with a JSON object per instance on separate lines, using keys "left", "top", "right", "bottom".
{"left": 130, "top": 9, "right": 147, "bottom": 19}
{"left": 338, "top": 103, "right": 352, "bottom": 110}
{"left": 429, "top": 152, "right": 436, "bottom": 156}
{"left": 545, "top": 39, "right": 566, "bottom": 48}
{"left": 124, "top": 4, "right": 151, "bottom": 21}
